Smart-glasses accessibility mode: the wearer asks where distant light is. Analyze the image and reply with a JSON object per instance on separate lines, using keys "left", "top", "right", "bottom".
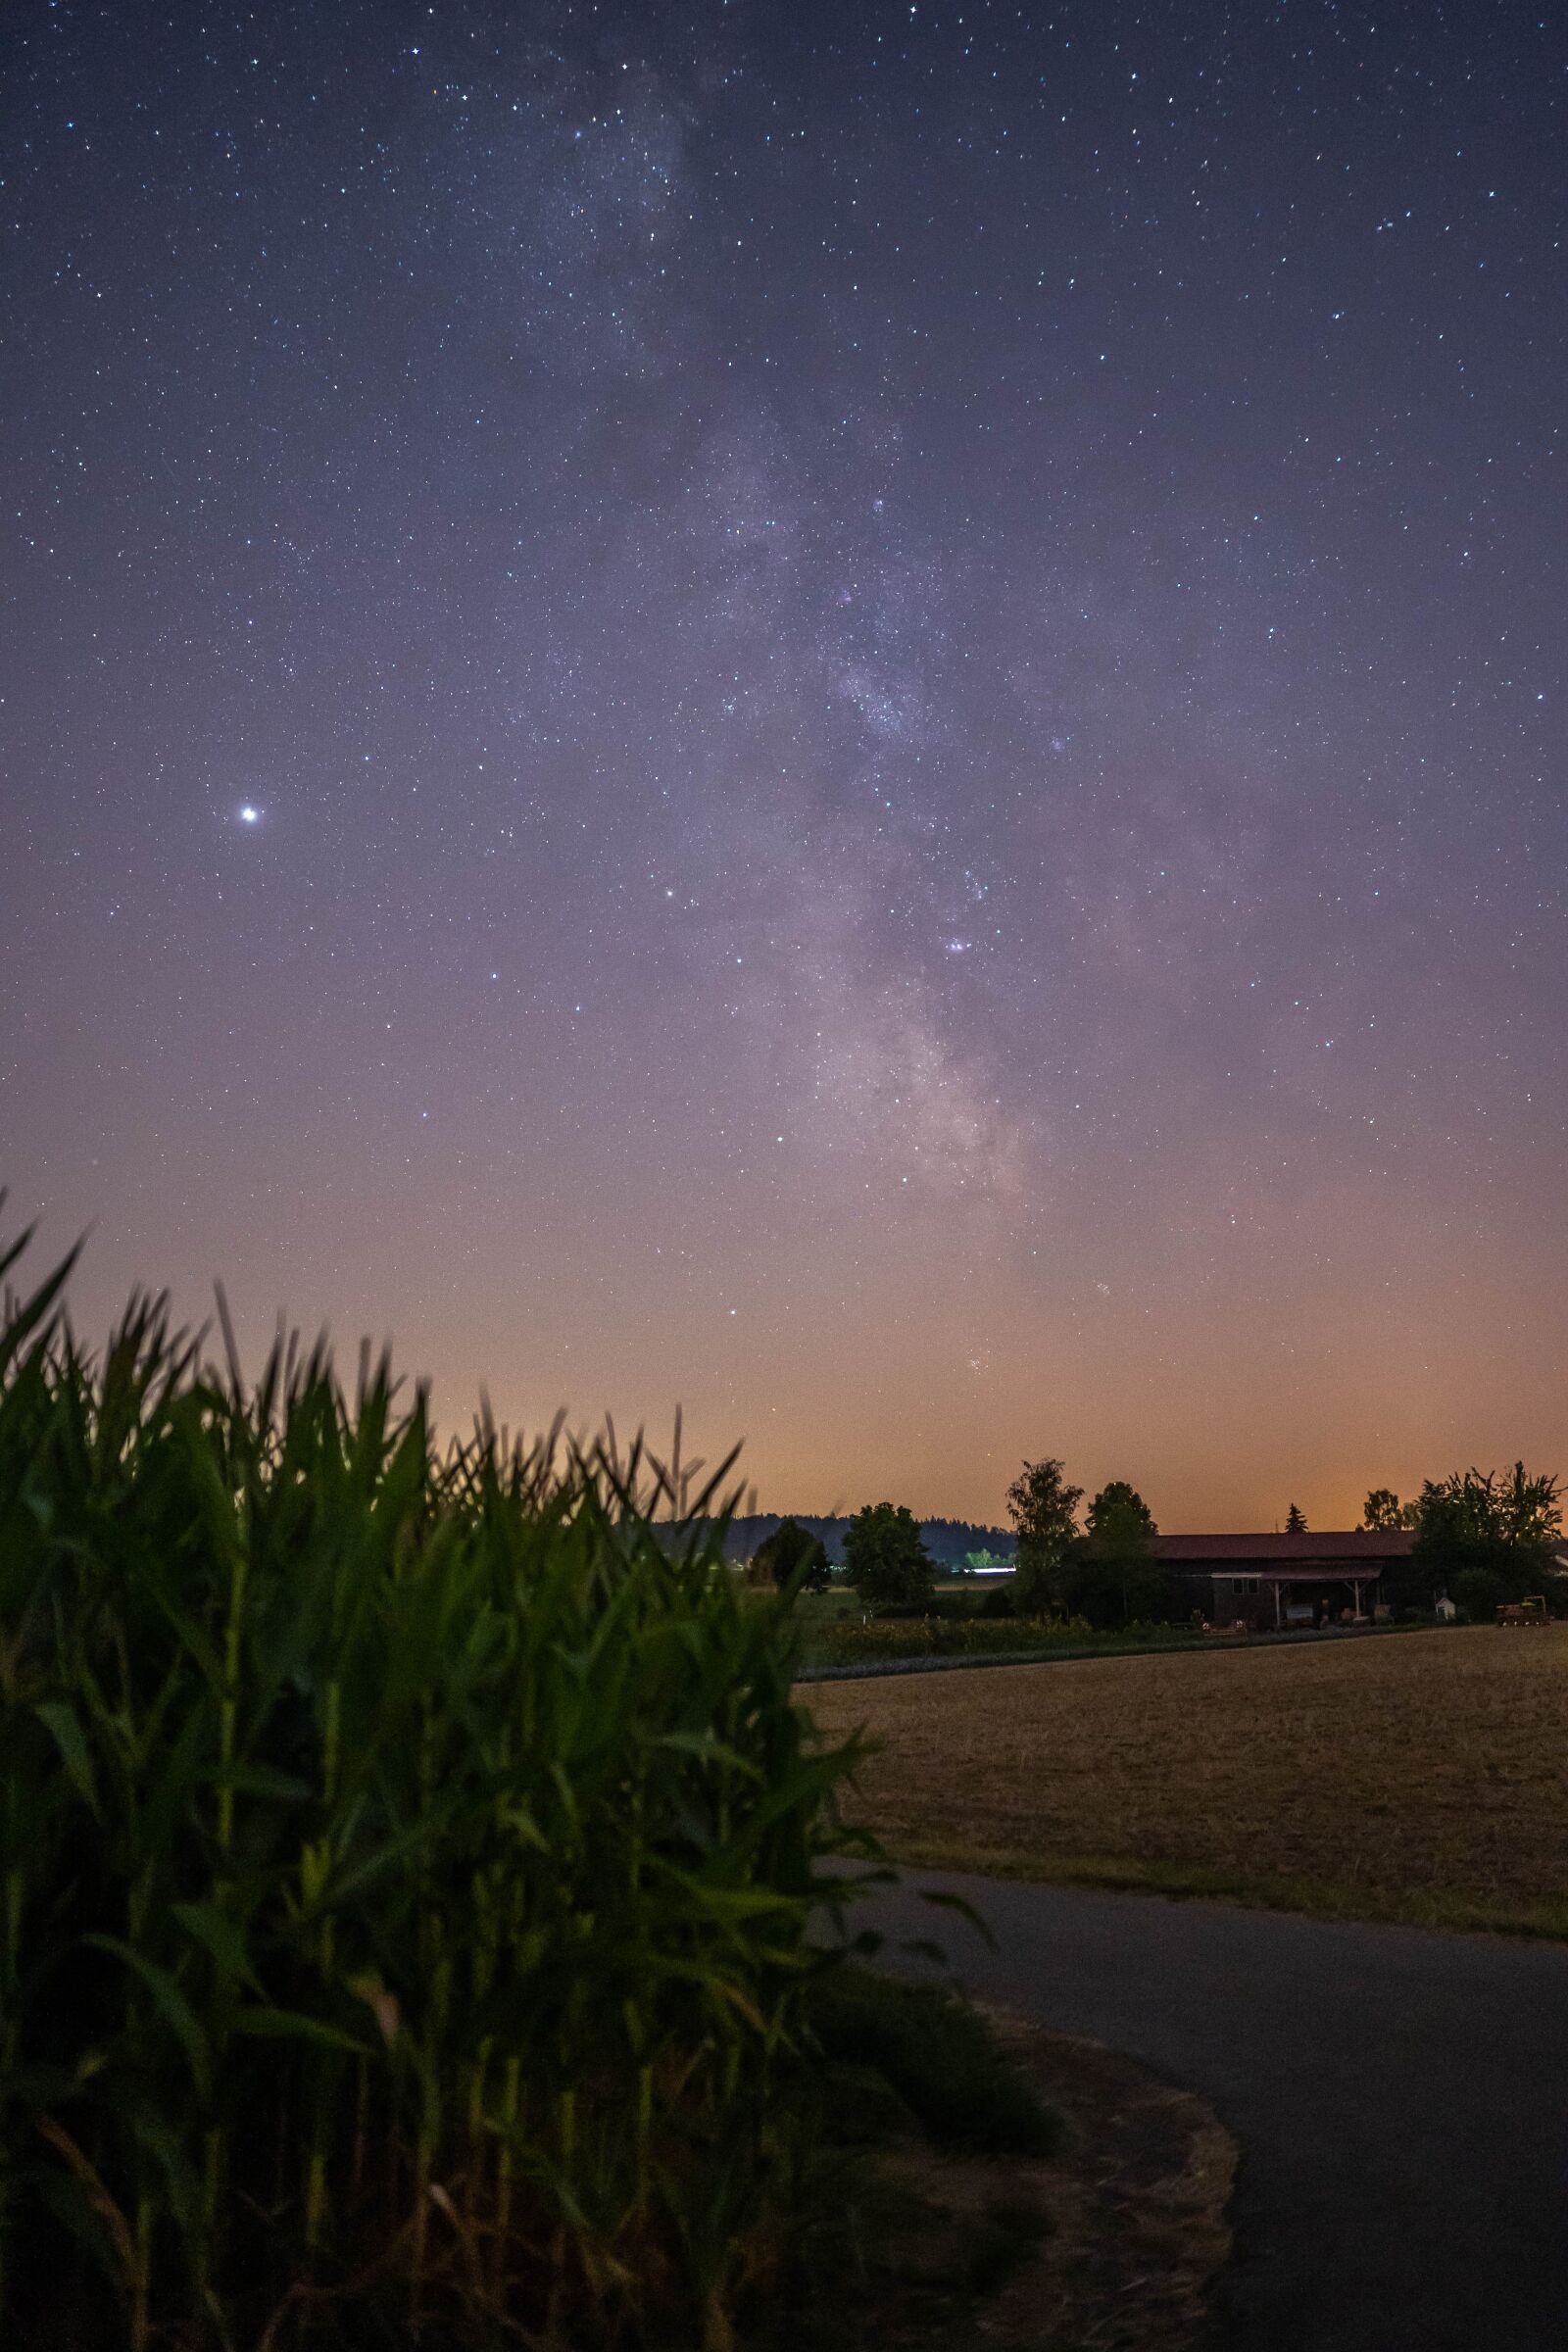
{"left": 238, "top": 805, "right": 261, "bottom": 824}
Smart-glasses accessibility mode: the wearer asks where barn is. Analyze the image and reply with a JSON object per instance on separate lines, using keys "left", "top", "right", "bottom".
{"left": 1152, "top": 1529, "right": 1416, "bottom": 1631}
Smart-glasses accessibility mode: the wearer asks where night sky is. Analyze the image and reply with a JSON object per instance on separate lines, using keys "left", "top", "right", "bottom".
{"left": 4, "top": 1, "right": 1564, "bottom": 1529}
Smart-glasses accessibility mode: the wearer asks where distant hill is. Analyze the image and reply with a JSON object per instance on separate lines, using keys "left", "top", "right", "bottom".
{"left": 693, "top": 1514, "right": 1016, "bottom": 1568}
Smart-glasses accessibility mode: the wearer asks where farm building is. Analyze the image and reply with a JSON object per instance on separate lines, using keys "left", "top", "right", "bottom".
{"left": 1152, "top": 1529, "right": 1415, "bottom": 1630}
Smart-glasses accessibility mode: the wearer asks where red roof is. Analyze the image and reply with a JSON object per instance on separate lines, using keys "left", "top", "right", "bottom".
{"left": 1152, "top": 1530, "right": 1414, "bottom": 1565}
{"left": 1249, "top": 1565, "right": 1388, "bottom": 1583}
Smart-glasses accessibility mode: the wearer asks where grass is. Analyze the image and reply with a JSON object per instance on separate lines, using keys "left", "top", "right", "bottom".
{"left": 806, "top": 1628, "right": 1568, "bottom": 1936}
{"left": 887, "top": 1844, "right": 1568, "bottom": 1939}
{"left": 807, "top": 1969, "right": 1060, "bottom": 2158}
{"left": 0, "top": 1216, "right": 874, "bottom": 2349}
{"left": 757, "top": 1970, "right": 1061, "bottom": 2352}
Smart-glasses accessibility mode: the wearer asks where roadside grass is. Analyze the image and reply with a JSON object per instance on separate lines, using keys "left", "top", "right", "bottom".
{"left": 808, "top": 1629, "right": 1568, "bottom": 1938}
{"left": 887, "top": 1842, "right": 1568, "bottom": 1941}
{"left": 808, "top": 1969, "right": 1061, "bottom": 2157}
{"left": 761, "top": 1970, "right": 1063, "bottom": 2352}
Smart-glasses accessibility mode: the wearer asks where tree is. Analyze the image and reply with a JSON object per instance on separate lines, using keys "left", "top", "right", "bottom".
{"left": 1404, "top": 1462, "right": 1563, "bottom": 1612}
{"left": 1285, "top": 1503, "right": 1308, "bottom": 1535}
{"left": 1085, "top": 1480, "right": 1156, "bottom": 1550}
{"left": 1450, "top": 1567, "right": 1507, "bottom": 1624}
{"left": 1362, "top": 1488, "right": 1403, "bottom": 1531}
{"left": 1005, "top": 1458, "right": 1084, "bottom": 1615}
{"left": 842, "top": 1503, "right": 934, "bottom": 1610}
{"left": 1071, "top": 1482, "right": 1182, "bottom": 1628}
{"left": 750, "top": 1516, "right": 830, "bottom": 1592}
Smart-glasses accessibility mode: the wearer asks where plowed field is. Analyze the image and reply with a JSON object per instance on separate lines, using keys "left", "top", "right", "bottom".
{"left": 808, "top": 1626, "right": 1568, "bottom": 1932}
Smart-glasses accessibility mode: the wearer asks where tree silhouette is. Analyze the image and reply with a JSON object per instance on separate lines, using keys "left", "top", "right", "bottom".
{"left": 1406, "top": 1462, "right": 1563, "bottom": 1611}
{"left": 842, "top": 1503, "right": 934, "bottom": 1609}
{"left": 1005, "top": 1458, "right": 1084, "bottom": 1613}
{"left": 750, "top": 1516, "right": 830, "bottom": 1592}
{"left": 1075, "top": 1483, "right": 1181, "bottom": 1627}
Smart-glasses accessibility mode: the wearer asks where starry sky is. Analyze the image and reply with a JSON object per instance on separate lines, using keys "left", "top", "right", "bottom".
{"left": 4, "top": 0, "right": 1564, "bottom": 1530}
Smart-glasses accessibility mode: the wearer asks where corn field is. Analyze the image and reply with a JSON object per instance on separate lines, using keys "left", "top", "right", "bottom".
{"left": 0, "top": 1217, "right": 865, "bottom": 2348}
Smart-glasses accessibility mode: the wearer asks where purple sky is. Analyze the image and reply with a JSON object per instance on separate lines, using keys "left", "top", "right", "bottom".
{"left": 4, "top": 0, "right": 1564, "bottom": 1527}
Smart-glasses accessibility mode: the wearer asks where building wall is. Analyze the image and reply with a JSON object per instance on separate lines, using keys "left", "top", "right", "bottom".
{"left": 1203, "top": 1574, "right": 1272, "bottom": 1631}
{"left": 1189, "top": 1572, "right": 1383, "bottom": 1630}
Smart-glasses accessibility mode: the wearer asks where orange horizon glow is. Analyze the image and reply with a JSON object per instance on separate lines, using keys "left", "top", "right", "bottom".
{"left": 17, "top": 1160, "right": 1562, "bottom": 1542}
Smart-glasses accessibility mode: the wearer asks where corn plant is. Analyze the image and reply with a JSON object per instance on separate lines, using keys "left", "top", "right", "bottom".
{"left": 0, "top": 1213, "right": 869, "bottom": 2347}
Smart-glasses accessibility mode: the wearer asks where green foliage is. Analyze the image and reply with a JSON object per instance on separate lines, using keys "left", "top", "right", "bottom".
{"left": 1085, "top": 1481, "right": 1155, "bottom": 1547}
{"left": 1362, "top": 1490, "right": 1421, "bottom": 1533}
{"left": 0, "top": 1218, "right": 866, "bottom": 2349}
{"left": 1406, "top": 1462, "right": 1564, "bottom": 1610}
{"left": 1004, "top": 1467, "right": 1177, "bottom": 1629}
{"left": 794, "top": 1586, "right": 861, "bottom": 1624}
{"left": 751, "top": 1516, "right": 831, "bottom": 1592}
{"left": 1064, "top": 1483, "right": 1182, "bottom": 1630}
{"left": 842, "top": 1504, "right": 935, "bottom": 1610}
{"left": 799, "top": 1616, "right": 1197, "bottom": 1672}
{"left": 807, "top": 1971, "right": 1060, "bottom": 2159}
{"left": 1285, "top": 1502, "right": 1308, "bottom": 1534}
{"left": 1450, "top": 1567, "right": 1508, "bottom": 1622}
{"left": 1004, "top": 1459, "right": 1083, "bottom": 1614}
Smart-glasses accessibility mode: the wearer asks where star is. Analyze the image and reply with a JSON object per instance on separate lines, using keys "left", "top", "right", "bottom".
{"left": 5, "top": 0, "right": 1561, "bottom": 1533}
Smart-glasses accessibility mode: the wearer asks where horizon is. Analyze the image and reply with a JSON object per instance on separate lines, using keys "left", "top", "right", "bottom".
{"left": 6, "top": 1220, "right": 1542, "bottom": 1541}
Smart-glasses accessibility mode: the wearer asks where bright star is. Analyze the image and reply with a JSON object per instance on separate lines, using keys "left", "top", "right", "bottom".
{"left": 238, "top": 805, "right": 261, "bottom": 825}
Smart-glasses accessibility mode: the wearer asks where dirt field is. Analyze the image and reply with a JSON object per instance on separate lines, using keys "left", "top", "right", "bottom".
{"left": 808, "top": 1627, "right": 1568, "bottom": 1933}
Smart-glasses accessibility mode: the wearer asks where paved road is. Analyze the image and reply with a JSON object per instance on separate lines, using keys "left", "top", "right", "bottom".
{"left": 859, "top": 1869, "right": 1568, "bottom": 2350}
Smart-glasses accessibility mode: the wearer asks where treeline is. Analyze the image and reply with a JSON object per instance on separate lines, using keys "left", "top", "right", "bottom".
{"left": 999, "top": 1463, "right": 1184, "bottom": 1627}
{"left": 1366, "top": 1467, "right": 1564, "bottom": 1616}
{"left": 737, "top": 1464, "right": 1564, "bottom": 1629}
{"left": 800, "top": 1459, "right": 1566, "bottom": 1629}
{"left": 707, "top": 1513, "right": 1015, "bottom": 1568}
{"left": 814, "top": 1472, "right": 1188, "bottom": 1633}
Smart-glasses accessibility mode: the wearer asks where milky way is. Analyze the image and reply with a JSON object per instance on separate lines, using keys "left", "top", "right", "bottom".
{"left": 4, "top": 1, "right": 1564, "bottom": 1525}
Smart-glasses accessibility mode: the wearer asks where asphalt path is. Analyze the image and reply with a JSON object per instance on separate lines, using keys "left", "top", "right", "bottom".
{"left": 858, "top": 1869, "right": 1568, "bottom": 2350}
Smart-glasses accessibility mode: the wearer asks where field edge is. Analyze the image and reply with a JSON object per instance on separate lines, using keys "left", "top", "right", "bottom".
{"left": 888, "top": 1838, "right": 1568, "bottom": 1943}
